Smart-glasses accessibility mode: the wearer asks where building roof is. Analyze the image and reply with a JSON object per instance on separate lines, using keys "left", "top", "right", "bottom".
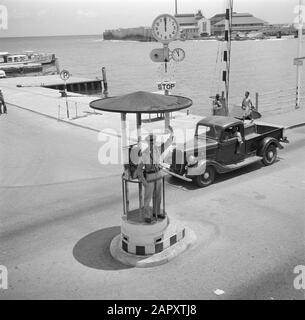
{"left": 215, "top": 14, "right": 266, "bottom": 26}
{"left": 175, "top": 14, "right": 197, "bottom": 26}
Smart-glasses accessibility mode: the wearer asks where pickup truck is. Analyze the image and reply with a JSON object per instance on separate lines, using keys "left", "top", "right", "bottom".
{"left": 170, "top": 116, "right": 288, "bottom": 187}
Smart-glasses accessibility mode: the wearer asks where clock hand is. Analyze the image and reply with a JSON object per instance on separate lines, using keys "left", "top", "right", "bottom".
{"left": 164, "top": 17, "right": 167, "bottom": 32}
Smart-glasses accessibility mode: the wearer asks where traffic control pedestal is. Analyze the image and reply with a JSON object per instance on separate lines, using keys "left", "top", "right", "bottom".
{"left": 109, "top": 174, "right": 196, "bottom": 268}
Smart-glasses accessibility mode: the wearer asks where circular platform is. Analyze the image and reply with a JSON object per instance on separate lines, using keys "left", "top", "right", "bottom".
{"left": 110, "top": 226, "right": 196, "bottom": 268}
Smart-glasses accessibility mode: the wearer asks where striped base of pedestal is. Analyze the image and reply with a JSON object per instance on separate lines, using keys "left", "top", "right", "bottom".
{"left": 122, "top": 228, "right": 185, "bottom": 255}
{"left": 110, "top": 224, "right": 196, "bottom": 268}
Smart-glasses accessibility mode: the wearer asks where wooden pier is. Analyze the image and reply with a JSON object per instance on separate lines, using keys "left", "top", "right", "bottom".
{"left": 2, "top": 74, "right": 103, "bottom": 95}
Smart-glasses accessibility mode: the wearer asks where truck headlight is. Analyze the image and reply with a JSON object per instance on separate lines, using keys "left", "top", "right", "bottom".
{"left": 187, "top": 155, "right": 198, "bottom": 166}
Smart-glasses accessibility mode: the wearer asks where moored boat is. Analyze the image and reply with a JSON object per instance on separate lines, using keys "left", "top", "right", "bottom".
{"left": 24, "top": 51, "right": 56, "bottom": 65}
{"left": 0, "top": 51, "right": 53, "bottom": 75}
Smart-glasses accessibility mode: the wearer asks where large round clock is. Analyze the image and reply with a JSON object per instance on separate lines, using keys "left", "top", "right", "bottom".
{"left": 152, "top": 14, "right": 180, "bottom": 44}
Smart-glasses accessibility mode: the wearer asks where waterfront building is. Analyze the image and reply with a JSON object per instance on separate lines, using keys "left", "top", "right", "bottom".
{"left": 212, "top": 13, "right": 267, "bottom": 35}
{"left": 174, "top": 10, "right": 211, "bottom": 39}
{"left": 102, "top": 11, "right": 272, "bottom": 41}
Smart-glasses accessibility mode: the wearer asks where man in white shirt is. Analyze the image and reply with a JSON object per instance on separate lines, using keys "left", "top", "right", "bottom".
{"left": 241, "top": 91, "right": 254, "bottom": 120}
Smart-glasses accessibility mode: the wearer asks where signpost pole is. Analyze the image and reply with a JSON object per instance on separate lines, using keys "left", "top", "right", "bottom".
{"left": 64, "top": 79, "right": 69, "bottom": 118}
{"left": 164, "top": 44, "right": 169, "bottom": 73}
{"left": 295, "top": 0, "right": 304, "bottom": 109}
{"left": 60, "top": 70, "right": 71, "bottom": 118}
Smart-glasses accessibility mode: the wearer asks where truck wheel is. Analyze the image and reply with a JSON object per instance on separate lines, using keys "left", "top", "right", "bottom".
{"left": 195, "top": 166, "right": 215, "bottom": 187}
{"left": 262, "top": 144, "right": 277, "bottom": 166}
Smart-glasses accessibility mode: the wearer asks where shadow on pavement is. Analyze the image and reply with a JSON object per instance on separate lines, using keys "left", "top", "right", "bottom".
{"left": 73, "top": 226, "right": 133, "bottom": 270}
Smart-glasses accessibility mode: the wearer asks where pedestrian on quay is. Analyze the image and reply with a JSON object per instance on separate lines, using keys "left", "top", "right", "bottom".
{"left": 212, "top": 93, "right": 223, "bottom": 115}
{"left": 0, "top": 89, "right": 7, "bottom": 115}
{"left": 241, "top": 91, "right": 254, "bottom": 120}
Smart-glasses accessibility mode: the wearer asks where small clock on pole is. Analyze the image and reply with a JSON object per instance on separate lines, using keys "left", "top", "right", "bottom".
{"left": 171, "top": 48, "right": 185, "bottom": 62}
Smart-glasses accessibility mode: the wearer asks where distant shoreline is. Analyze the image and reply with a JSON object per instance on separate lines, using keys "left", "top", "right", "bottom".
{"left": 0, "top": 34, "right": 102, "bottom": 40}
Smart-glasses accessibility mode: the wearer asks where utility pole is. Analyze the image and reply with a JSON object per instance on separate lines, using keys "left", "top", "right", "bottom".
{"left": 175, "top": 0, "right": 178, "bottom": 15}
{"left": 295, "top": 0, "right": 304, "bottom": 109}
{"left": 222, "top": 0, "right": 233, "bottom": 115}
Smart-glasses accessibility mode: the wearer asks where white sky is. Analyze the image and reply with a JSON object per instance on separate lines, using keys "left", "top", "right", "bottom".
{"left": 0, "top": 0, "right": 302, "bottom": 37}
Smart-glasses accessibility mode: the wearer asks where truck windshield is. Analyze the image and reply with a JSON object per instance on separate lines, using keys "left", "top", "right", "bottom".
{"left": 197, "top": 125, "right": 219, "bottom": 140}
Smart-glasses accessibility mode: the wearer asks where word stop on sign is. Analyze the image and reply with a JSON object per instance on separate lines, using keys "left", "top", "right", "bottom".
{"left": 157, "top": 81, "right": 176, "bottom": 91}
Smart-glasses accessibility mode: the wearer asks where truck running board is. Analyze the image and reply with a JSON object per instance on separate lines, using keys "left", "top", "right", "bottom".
{"left": 224, "top": 156, "right": 262, "bottom": 171}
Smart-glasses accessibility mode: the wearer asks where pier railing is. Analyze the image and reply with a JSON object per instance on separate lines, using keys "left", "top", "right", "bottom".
{"left": 57, "top": 99, "right": 101, "bottom": 120}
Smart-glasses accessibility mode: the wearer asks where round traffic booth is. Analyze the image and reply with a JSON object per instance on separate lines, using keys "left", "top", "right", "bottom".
{"left": 90, "top": 91, "right": 196, "bottom": 267}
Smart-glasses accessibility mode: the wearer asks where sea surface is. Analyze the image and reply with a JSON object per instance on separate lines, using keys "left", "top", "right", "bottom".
{"left": 1, "top": 34, "right": 305, "bottom": 116}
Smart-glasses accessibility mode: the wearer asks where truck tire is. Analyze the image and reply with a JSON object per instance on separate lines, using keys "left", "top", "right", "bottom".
{"left": 195, "top": 166, "right": 215, "bottom": 187}
{"left": 262, "top": 144, "right": 277, "bottom": 166}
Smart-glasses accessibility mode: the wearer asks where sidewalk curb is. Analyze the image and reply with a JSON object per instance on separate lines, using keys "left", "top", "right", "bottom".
{"left": 286, "top": 123, "right": 305, "bottom": 130}
{"left": 7, "top": 102, "right": 101, "bottom": 133}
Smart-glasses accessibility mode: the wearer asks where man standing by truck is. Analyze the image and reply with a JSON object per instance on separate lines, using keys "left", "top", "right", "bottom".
{"left": 241, "top": 91, "right": 254, "bottom": 120}
{"left": 212, "top": 93, "right": 226, "bottom": 116}
{"left": 212, "top": 94, "right": 222, "bottom": 115}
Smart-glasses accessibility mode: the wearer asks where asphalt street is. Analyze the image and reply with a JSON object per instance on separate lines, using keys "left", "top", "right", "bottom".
{"left": 0, "top": 106, "right": 304, "bottom": 300}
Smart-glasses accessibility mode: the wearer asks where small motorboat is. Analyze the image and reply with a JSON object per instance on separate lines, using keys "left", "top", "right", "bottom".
{"left": 0, "top": 52, "right": 45, "bottom": 74}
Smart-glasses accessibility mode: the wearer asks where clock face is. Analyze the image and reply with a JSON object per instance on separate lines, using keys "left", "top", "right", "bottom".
{"left": 152, "top": 14, "right": 179, "bottom": 44}
{"left": 171, "top": 48, "right": 185, "bottom": 62}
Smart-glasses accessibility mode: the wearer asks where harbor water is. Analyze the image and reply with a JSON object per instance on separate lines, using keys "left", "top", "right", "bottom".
{"left": 1, "top": 34, "right": 305, "bottom": 117}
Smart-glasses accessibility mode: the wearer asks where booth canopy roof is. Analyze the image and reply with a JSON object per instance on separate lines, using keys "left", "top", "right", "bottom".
{"left": 90, "top": 91, "right": 193, "bottom": 114}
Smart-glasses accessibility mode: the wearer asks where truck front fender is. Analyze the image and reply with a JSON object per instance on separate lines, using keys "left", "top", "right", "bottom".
{"left": 186, "top": 160, "right": 227, "bottom": 176}
{"left": 186, "top": 159, "right": 208, "bottom": 176}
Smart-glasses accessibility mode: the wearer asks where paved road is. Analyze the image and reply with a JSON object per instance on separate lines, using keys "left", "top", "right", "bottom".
{"left": 0, "top": 106, "right": 304, "bottom": 300}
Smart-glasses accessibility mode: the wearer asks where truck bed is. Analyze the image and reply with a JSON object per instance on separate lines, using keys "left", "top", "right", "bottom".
{"left": 244, "top": 123, "right": 284, "bottom": 153}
